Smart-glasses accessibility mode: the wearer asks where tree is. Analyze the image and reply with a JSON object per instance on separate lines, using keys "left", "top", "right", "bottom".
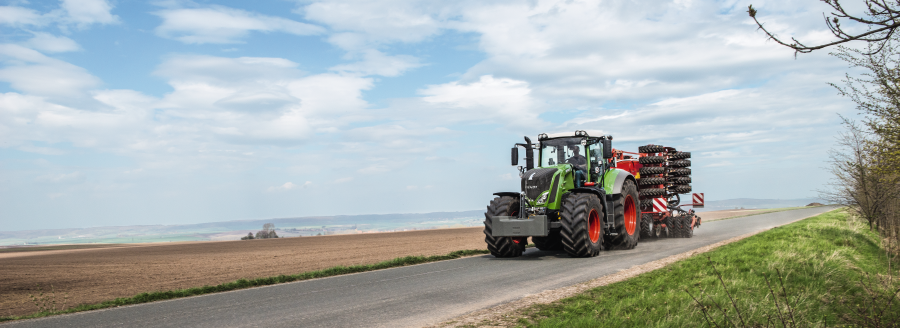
{"left": 255, "top": 223, "right": 279, "bottom": 239}
{"left": 831, "top": 38, "right": 900, "bottom": 175}
{"left": 748, "top": 0, "right": 900, "bottom": 55}
{"left": 820, "top": 119, "right": 900, "bottom": 230}
{"left": 241, "top": 232, "right": 254, "bottom": 240}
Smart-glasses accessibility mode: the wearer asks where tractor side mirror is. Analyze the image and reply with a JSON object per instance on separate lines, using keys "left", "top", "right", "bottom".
{"left": 602, "top": 139, "right": 613, "bottom": 159}
{"left": 511, "top": 147, "right": 519, "bottom": 166}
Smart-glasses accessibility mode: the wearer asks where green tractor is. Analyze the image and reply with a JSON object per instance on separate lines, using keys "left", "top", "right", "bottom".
{"left": 484, "top": 130, "right": 640, "bottom": 258}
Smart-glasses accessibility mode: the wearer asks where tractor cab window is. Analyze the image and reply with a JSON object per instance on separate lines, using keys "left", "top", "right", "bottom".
{"left": 539, "top": 138, "right": 584, "bottom": 170}
{"left": 590, "top": 146, "right": 602, "bottom": 178}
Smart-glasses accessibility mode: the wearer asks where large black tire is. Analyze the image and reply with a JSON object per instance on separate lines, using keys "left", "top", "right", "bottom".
{"left": 669, "top": 168, "right": 691, "bottom": 176}
{"left": 532, "top": 230, "right": 563, "bottom": 251}
{"left": 639, "top": 213, "right": 655, "bottom": 239}
{"left": 669, "top": 160, "right": 691, "bottom": 167}
{"left": 638, "top": 177, "right": 666, "bottom": 186}
{"left": 670, "top": 184, "right": 692, "bottom": 193}
{"left": 640, "top": 187, "right": 666, "bottom": 197}
{"left": 662, "top": 215, "right": 676, "bottom": 238}
{"left": 638, "top": 145, "right": 665, "bottom": 153}
{"left": 680, "top": 215, "right": 694, "bottom": 238}
{"left": 639, "top": 156, "right": 665, "bottom": 164}
{"left": 560, "top": 193, "right": 604, "bottom": 257}
{"left": 639, "top": 166, "right": 666, "bottom": 175}
{"left": 483, "top": 196, "right": 526, "bottom": 257}
{"left": 670, "top": 151, "right": 691, "bottom": 159}
{"left": 607, "top": 180, "right": 640, "bottom": 249}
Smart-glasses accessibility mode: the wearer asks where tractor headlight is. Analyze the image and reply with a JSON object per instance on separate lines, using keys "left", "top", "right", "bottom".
{"left": 536, "top": 192, "right": 548, "bottom": 204}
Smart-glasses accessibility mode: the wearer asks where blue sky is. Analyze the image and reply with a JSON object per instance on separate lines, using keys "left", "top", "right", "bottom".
{"left": 0, "top": 0, "right": 860, "bottom": 231}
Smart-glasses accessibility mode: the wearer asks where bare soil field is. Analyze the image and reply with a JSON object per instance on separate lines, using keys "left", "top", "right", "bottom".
{"left": 0, "top": 208, "right": 805, "bottom": 318}
{"left": 0, "top": 227, "right": 486, "bottom": 317}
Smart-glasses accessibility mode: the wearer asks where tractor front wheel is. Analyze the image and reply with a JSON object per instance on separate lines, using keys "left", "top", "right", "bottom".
{"left": 483, "top": 196, "right": 526, "bottom": 257}
{"left": 560, "top": 193, "right": 603, "bottom": 257}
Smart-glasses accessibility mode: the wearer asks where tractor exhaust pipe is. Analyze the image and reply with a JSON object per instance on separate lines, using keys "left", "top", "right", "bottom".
{"left": 524, "top": 136, "right": 534, "bottom": 171}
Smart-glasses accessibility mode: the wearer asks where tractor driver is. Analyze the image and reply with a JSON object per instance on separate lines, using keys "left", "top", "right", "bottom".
{"left": 567, "top": 145, "right": 588, "bottom": 187}
{"left": 566, "top": 145, "right": 587, "bottom": 171}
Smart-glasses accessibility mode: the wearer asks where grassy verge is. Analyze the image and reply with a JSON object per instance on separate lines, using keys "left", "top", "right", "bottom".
{"left": 514, "top": 209, "right": 896, "bottom": 327}
{"left": 0, "top": 249, "right": 490, "bottom": 322}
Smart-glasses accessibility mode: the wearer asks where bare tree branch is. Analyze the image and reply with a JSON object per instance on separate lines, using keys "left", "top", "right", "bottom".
{"left": 748, "top": 1, "right": 900, "bottom": 55}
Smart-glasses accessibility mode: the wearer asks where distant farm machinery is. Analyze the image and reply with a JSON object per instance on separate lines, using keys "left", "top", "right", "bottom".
{"left": 484, "top": 131, "right": 704, "bottom": 258}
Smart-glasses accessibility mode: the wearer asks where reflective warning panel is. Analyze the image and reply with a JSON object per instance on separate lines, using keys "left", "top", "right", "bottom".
{"left": 693, "top": 193, "right": 704, "bottom": 208}
{"left": 652, "top": 198, "right": 666, "bottom": 212}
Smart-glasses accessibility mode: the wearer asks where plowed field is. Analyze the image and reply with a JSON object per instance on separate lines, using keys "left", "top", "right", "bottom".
{"left": 0, "top": 227, "right": 485, "bottom": 317}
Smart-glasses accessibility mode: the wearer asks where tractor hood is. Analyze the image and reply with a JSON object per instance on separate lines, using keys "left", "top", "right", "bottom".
{"left": 520, "top": 165, "right": 571, "bottom": 203}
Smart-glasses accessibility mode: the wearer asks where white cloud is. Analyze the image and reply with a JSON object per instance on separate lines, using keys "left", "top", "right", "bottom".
{"left": 36, "top": 172, "right": 84, "bottom": 183}
{"left": 0, "top": 44, "right": 100, "bottom": 98}
{"left": 60, "top": 0, "right": 119, "bottom": 27}
{"left": 267, "top": 181, "right": 311, "bottom": 192}
{"left": 302, "top": 0, "right": 443, "bottom": 49}
{"left": 416, "top": 75, "right": 540, "bottom": 126}
{"left": 330, "top": 49, "right": 422, "bottom": 77}
{"left": 155, "top": 6, "right": 325, "bottom": 44}
{"left": 0, "top": 6, "right": 44, "bottom": 26}
{"left": 24, "top": 32, "right": 81, "bottom": 53}
{"left": 0, "top": 1, "right": 118, "bottom": 29}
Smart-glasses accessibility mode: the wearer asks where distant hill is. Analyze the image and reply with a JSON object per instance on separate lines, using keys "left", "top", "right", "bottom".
{"left": 0, "top": 210, "right": 485, "bottom": 246}
{"left": 1, "top": 198, "right": 830, "bottom": 246}
{"left": 695, "top": 198, "right": 829, "bottom": 212}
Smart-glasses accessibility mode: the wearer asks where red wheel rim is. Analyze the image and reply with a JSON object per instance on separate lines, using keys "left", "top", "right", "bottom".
{"left": 588, "top": 209, "right": 600, "bottom": 243}
{"left": 624, "top": 195, "right": 637, "bottom": 235}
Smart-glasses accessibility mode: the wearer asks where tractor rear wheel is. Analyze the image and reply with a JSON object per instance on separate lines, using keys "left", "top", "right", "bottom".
{"left": 560, "top": 193, "right": 603, "bottom": 257}
{"left": 532, "top": 230, "right": 563, "bottom": 251}
{"left": 607, "top": 179, "right": 640, "bottom": 249}
{"left": 483, "top": 196, "right": 526, "bottom": 257}
{"left": 639, "top": 214, "right": 655, "bottom": 239}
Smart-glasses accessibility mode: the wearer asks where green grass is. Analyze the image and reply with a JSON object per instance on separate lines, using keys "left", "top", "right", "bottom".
{"left": 520, "top": 209, "right": 895, "bottom": 327}
{"left": 0, "top": 249, "right": 490, "bottom": 322}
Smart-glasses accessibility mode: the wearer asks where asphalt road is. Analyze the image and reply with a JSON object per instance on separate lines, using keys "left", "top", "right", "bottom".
{"left": 3, "top": 206, "right": 838, "bottom": 328}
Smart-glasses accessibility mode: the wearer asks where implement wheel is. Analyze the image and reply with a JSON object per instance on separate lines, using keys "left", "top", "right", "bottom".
{"left": 483, "top": 196, "right": 525, "bottom": 257}
{"left": 607, "top": 179, "right": 640, "bottom": 249}
{"left": 560, "top": 193, "right": 603, "bottom": 257}
{"left": 680, "top": 215, "right": 694, "bottom": 238}
{"left": 640, "top": 214, "right": 656, "bottom": 239}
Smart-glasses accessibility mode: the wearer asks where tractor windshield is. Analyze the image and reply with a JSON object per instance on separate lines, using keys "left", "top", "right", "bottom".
{"left": 539, "top": 138, "right": 586, "bottom": 170}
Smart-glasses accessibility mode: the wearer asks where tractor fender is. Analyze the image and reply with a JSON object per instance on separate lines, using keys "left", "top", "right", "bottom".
{"left": 603, "top": 169, "right": 635, "bottom": 195}
{"left": 493, "top": 192, "right": 520, "bottom": 198}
